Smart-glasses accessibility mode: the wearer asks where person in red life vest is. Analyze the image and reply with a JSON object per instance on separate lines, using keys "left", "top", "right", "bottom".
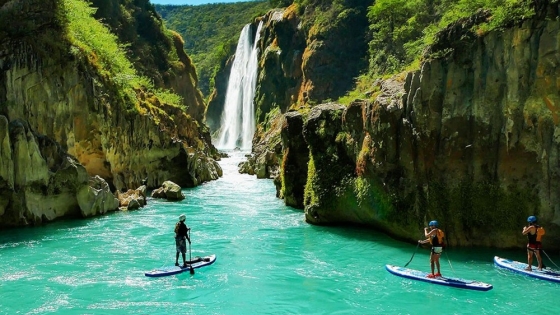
{"left": 174, "top": 214, "right": 191, "bottom": 267}
{"left": 418, "top": 220, "right": 445, "bottom": 278}
{"left": 522, "top": 215, "right": 545, "bottom": 271}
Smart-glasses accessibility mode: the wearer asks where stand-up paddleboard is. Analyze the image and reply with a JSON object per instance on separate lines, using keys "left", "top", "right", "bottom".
{"left": 494, "top": 256, "right": 560, "bottom": 283}
{"left": 385, "top": 265, "right": 493, "bottom": 291}
{"left": 145, "top": 254, "right": 216, "bottom": 277}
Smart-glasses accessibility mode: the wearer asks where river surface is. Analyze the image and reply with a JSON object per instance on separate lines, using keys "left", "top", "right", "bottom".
{"left": 0, "top": 151, "right": 558, "bottom": 314}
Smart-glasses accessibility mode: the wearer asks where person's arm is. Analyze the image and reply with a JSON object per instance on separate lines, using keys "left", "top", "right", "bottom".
{"left": 186, "top": 226, "right": 191, "bottom": 244}
{"left": 419, "top": 227, "right": 431, "bottom": 244}
{"left": 522, "top": 225, "right": 534, "bottom": 235}
{"left": 424, "top": 227, "right": 436, "bottom": 237}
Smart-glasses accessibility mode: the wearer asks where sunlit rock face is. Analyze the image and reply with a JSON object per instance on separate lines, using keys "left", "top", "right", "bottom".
{"left": 2, "top": 56, "right": 220, "bottom": 192}
{"left": 116, "top": 185, "right": 147, "bottom": 211}
{"left": 252, "top": 3, "right": 370, "bottom": 120}
{"left": 0, "top": 116, "right": 119, "bottom": 227}
{"left": 78, "top": 176, "right": 120, "bottom": 217}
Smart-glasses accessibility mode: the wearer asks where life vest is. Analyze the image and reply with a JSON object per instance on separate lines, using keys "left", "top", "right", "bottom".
{"left": 430, "top": 229, "right": 445, "bottom": 247}
{"left": 528, "top": 225, "right": 545, "bottom": 243}
{"left": 537, "top": 226, "right": 545, "bottom": 242}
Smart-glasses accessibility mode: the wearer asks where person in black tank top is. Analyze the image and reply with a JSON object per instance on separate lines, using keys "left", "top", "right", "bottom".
{"left": 418, "top": 220, "right": 444, "bottom": 278}
{"left": 522, "top": 215, "right": 544, "bottom": 271}
{"left": 175, "top": 214, "right": 191, "bottom": 267}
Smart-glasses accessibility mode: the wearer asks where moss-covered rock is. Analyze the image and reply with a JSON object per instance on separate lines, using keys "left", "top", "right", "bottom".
{"left": 284, "top": 15, "right": 560, "bottom": 249}
{"left": 280, "top": 110, "right": 308, "bottom": 208}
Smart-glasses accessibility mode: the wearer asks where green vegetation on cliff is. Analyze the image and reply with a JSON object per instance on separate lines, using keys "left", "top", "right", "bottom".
{"left": 63, "top": 0, "right": 184, "bottom": 113}
{"left": 367, "top": 0, "right": 535, "bottom": 76}
{"left": 154, "top": 1, "right": 271, "bottom": 97}
{"left": 333, "top": 0, "right": 542, "bottom": 104}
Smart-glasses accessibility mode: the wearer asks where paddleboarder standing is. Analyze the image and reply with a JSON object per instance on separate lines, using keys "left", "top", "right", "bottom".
{"left": 175, "top": 214, "right": 191, "bottom": 267}
{"left": 419, "top": 220, "right": 445, "bottom": 278}
{"left": 522, "top": 215, "right": 545, "bottom": 271}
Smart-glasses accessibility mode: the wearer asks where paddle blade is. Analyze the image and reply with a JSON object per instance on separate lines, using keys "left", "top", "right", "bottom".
{"left": 190, "top": 267, "right": 195, "bottom": 275}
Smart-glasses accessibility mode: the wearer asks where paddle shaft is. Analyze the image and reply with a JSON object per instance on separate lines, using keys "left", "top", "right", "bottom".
{"left": 542, "top": 250, "right": 560, "bottom": 269}
{"left": 404, "top": 243, "right": 420, "bottom": 267}
{"left": 188, "top": 229, "right": 194, "bottom": 274}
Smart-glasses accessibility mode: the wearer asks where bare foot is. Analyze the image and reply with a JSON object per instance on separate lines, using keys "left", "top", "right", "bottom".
{"left": 524, "top": 266, "right": 532, "bottom": 271}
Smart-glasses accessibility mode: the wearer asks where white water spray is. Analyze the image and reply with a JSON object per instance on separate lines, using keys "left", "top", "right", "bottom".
{"left": 216, "top": 21, "right": 263, "bottom": 150}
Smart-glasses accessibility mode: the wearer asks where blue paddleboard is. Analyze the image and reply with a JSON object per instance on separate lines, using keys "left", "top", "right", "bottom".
{"left": 385, "top": 264, "right": 493, "bottom": 291}
{"left": 145, "top": 254, "right": 216, "bottom": 277}
{"left": 494, "top": 256, "right": 560, "bottom": 283}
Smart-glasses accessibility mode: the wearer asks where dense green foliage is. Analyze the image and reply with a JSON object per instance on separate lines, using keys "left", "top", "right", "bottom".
{"left": 154, "top": 1, "right": 271, "bottom": 96}
{"left": 63, "top": 0, "right": 183, "bottom": 112}
{"left": 91, "top": 0, "right": 171, "bottom": 72}
{"left": 332, "top": 0, "right": 544, "bottom": 104}
{"left": 269, "top": 0, "right": 292, "bottom": 7}
{"left": 367, "top": 0, "right": 536, "bottom": 76}
{"left": 153, "top": 0, "right": 547, "bottom": 106}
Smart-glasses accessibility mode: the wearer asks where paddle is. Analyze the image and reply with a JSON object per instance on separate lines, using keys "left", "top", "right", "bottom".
{"left": 439, "top": 227, "right": 456, "bottom": 277}
{"left": 405, "top": 227, "right": 426, "bottom": 268}
{"left": 404, "top": 242, "right": 420, "bottom": 268}
{"left": 188, "top": 229, "right": 194, "bottom": 275}
{"left": 542, "top": 250, "right": 560, "bottom": 270}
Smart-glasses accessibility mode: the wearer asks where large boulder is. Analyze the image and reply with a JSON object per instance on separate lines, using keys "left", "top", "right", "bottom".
{"left": 78, "top": 175, "right": 120, "bottom": 216}
{"left": 117, "top": 185, "right": 147, "bottom": 210}
{"left": 151, "top": 181, "right": 185, "bottom": 201}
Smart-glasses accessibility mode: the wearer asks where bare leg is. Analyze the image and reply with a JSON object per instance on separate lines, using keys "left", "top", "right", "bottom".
{"left": 175, "top": 252, "right": 179, "bottom": 265}
{"left": 526, "top": 249, "right": 533, "bottom": 270}
{"left": 430, "top": 253, "right": 435, "bottom": 275}
{"left": 536, "top": 251, "right": 543, "bottom": 270}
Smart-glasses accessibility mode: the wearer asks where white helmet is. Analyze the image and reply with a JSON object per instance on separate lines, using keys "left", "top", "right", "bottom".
{"left": 179, "top": 214, "right": 186, "bottom": 222}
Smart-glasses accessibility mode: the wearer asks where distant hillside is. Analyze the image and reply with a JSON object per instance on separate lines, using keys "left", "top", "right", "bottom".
{"left": 155, "top": 1, "right": 271, "bottom": 97}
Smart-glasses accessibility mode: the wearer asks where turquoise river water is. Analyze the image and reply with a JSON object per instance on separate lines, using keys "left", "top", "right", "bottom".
{"left": 1, "top": 151, "right": 558, "bottom": 314}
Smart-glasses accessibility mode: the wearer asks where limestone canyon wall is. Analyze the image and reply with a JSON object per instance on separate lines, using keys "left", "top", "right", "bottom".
{"left": 0, "top": 0, "right": 221, "bottom": 226}
{"left": 0, "top": 116, "right": 120, "bottom": 227}
{"left": 280, "top": 16, "right": 560, "bottom": 249}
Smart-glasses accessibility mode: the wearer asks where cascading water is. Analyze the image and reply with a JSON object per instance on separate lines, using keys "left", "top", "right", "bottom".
{"left": 216, "top": 21, "right": 263, "bottom": 150}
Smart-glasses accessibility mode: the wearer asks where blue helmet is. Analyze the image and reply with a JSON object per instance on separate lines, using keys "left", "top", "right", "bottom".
{"left": 527, "top": 216, "right": 537, "bottom": 223}
{"left": 429, "top": 220, "right": 438, "bottom": 227}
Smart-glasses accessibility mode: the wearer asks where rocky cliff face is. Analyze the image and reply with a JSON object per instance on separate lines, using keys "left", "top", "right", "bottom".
{"left": 279, "top": 13, "right": 560, "bottom": 249}
{"left": 206, "top": 3, "right": 371, "bottom": 135}
{"left": 0, "top": 0, "right": 222, "bottom": 226}
{"left": 0, "top": 115, "right": 119, "bottom": 227}
{"left": 205, "top": 52, "right": 234, "bottom": 134}
{"left": 89, "top": 0, "right": 207, "bottom": 122}
{"left": 253, "top": 8, "right": 305, "bottom": 121}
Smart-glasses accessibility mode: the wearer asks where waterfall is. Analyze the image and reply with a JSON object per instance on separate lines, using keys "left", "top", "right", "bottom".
{"left": 216, "top": 21, "right": 263, "bottom": 150}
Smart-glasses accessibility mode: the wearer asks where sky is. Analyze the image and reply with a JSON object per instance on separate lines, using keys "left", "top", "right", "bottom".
{"left": 150, "top": 0, "right": 252, "bottom": 5}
